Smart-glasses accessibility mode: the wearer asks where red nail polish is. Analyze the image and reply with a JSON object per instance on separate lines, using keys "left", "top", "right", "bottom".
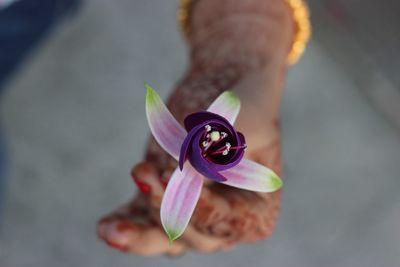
{"left": 106, "top": 240, "right": 129, "bottom": 252}
{"left": 132, "top": 175, "right": 151, "bottom": 194}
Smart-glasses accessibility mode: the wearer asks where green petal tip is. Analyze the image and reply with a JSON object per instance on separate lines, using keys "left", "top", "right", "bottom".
{"left": 224, "top": 91, "right": 240, "bottom": 105}
{"left": 166, "top": 228, "right": 181, "bottom": 243}
{"left": 145, "top": 83, "right": 161, "bottom": 107}
{"left": 269, "top": 173, "right": 283, "bottom": 190}
{"left": 145, "top": 83, "right": 157, "bottom": 97}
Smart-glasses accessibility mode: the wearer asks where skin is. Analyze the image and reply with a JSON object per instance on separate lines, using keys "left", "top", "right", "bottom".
{"left": 97, "top": 0, "right": 294, "bottom": 255}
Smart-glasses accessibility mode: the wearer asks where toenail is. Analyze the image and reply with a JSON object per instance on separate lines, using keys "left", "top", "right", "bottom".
{"left": 131, "top": 175, "right": 151, "bottom": 194}
{"left": 106, "top": 240, "right": 129, "bottom": 252}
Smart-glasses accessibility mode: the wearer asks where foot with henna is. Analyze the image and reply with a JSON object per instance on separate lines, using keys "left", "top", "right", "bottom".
{"left": 97, "top": 0, "right": 294, "bottom": 255}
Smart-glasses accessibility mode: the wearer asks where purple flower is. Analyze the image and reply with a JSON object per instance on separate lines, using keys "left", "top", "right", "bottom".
{"left": 179, "top": 111, "right": 246, "bottom": 182}
{"left": 145, "top": 84, "right": 282, "bottom": 241}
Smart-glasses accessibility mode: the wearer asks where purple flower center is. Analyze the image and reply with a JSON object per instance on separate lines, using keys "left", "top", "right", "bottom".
{"left": 179, "top": 111, "right": 246, "bottom": 181}
{"left": 199, "top": 124, "right": 246, "bottom": 164}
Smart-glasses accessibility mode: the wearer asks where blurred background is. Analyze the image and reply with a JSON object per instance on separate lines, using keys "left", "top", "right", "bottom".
{"left": 0, "top": 0, "right": 399, "bottom": 266}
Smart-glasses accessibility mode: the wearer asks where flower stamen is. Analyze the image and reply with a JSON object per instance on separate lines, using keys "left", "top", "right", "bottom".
{"left": 202, "top": 128, "right": 228, "bottom": 153}
{"left": 210, "top": 143, "right": 247, "bottom": 156}
{"left": 200, "top": 125, "right": 245, "bottom": 158}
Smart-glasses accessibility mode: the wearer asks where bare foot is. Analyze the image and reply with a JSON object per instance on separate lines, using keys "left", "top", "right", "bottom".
{"left": 97, "top": 0, "right": 292, "bottom": 255}
{"left": 97, "top": 95, "right": 282, "bottom": 255}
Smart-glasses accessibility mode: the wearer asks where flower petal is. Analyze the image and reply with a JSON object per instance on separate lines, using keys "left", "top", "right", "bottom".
{"left": 220, "top": 159, "right": 282, "bottom": 192}
{"left": 188, "top": 126, "right": 229, "bottom": 181}
{"left": 178, "top": 122, "right": 203, "bottom": 171}
{"left": 145, "top": 84, "right": 186, "bottom": 160}
{"left": 160, "top": 163, "right": 203, "bottom": 241}
{"left": 180, "top": 113, "right": 243, "bottom": 179}
{"left": 183, "top": 111, "right": 232, "bottom": 132}
{"left": 207, "top": 91, "right": 241, "bottom": 125}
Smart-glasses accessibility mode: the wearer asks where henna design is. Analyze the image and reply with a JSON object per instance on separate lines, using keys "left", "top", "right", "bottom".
{"left": 98, "top": 0, "right": 292, "bottom": 255}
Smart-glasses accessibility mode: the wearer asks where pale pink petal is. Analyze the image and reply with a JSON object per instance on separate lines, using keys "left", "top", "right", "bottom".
{"left": 220, "top": 159, "right": 282, "bottom": 192}
{"left": 207, "top": 91, "right": 241, "bottom": 125}
{"left": 160, "top": 163, "right": 203, "bottom": 241}
{"left": 145, "top": 84, "right": 186, "bottom": 160}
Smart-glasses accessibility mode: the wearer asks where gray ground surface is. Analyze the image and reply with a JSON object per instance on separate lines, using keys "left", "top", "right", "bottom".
{"left": 1, "top": 1, "right": 399, "bottom": 266}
